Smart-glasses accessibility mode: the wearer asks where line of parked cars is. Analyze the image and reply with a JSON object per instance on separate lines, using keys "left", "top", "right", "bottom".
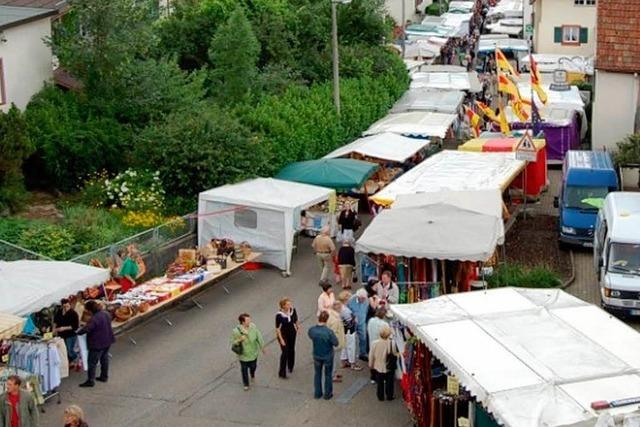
{"left": 555, "top": 150, "right": 640, "bottom": 316}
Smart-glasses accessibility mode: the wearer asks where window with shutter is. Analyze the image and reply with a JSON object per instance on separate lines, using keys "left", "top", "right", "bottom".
{"left": 561, "top": 25, "right": 581, "bottom": 45}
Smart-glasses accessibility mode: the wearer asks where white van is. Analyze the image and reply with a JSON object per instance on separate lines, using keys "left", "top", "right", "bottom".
{"left": 594, "top": 192, "right": 640, "bottom": 315}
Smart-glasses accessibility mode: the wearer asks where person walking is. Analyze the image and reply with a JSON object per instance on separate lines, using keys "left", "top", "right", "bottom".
{"left": 347, "top": 289, "right": 370, "bottom": 362}
{"left": 373, "top": 271, "right": 400, "bottom": 306}
{"left": 77, "top": 300, "right": 115, "bottom": 387}
{"left": 230, "top": 313, "right": 265, "bottom": 391}
{"left": 327, "top": 302, "right": 346, "bottom": 382}
{"left": 337, "top": 204, "right": 358, "bottom": 242}
{"left": 317, "top": 281, "right": 335, "bottom": 316}
{"left": 337, "top": 240, "right": 356, "bottom": 290}
{"left": 308, "top": 311, "right": 339, "bottom": 400}
{"left": 54, "top": 298, "right": 80, "bottom": 368}
{"left": 275, "top": 298, "right": 300, "bottom": 379}
{"left": 0, "top": 376, "right": 38, "bottom": 427}
{"left": 311, "top": 226, "right": 335, "bottom": 282}
{"left": 63, "top": 405, "right": 89, "bottom": 427}
{"left": 368, "top": 326, "right": 397, "bottom": 402}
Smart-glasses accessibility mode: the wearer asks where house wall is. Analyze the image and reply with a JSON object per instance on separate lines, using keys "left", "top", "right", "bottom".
{"left": 0, "top": 18, "right": 53, "bottom": 112}
{"left": 533, "top": 0, "right": 596, "bottom": 56}
{"left": 592, "top": 70, "right": 639, "bottom": 154}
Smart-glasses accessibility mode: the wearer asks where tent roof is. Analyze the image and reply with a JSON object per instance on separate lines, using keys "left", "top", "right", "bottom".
{"left": 357, "top": 190, "right": 504, "bottom": 261}
{"left": 486, "top": 18, "right": 523, "bottom": 36}
{"left": 0, "top": 261, "right": 110, "bottom": 316}
{"left": 411, "top": 70, "right": 482, "bottom": 92}
{"left": 391, "top": 88, "right": 465, "bottom": 114}
{"left": 517, "top": 82, "right": 585, "bottom": 110}
{"left": 487, "top": 0, "right": 523, "bottom": 18}
{"left": 448, "top": 1, "right": 475, "bottom": 12}
{"left": 363, "top": 112, "right": 457, "bottom": 138}
{"left": 371, "top": 150, "right": 525, "bottom": 206}
{"left": 199, "top": 178, "right": 334, "bottom": 211}
{"left": 390, "top": 287, "right": 640, "bottom": 426}
{"left": 521, "top": 54, "right": 594, "bottom": 75}
{"left": 323, "top": 133, "right": 431, "bottom": 163}
{"left": 275, "top": 158, "right": 378, "bottom": 191}
{"left": 477, "top": 37, "right": 529, "bottom": 53}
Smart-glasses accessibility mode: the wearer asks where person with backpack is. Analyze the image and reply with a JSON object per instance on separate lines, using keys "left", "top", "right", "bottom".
{"left": 230, "top": 313, "right": 265, "bottom": 391}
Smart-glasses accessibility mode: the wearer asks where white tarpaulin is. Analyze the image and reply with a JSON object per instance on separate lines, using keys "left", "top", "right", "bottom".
{"left": 411, "top": 71, "right": 483, "bottom": 92}
{"left": 517, "top": 82, "right": 585, "bottom": 110}
{"left": 390, "top": 288, "right": 640, "bottom": 426}
{"left": 363, "top": 112, "right": 457, "bottom": 139}
{"left": 486, "top": 18, "right": 524, "bottom": 36}
{"left": 198, "top": 178, "right": 333, "bottom": 274}
{"left": 488, "top": 0, "right": 523, "bottom": 18}
{"left": 356, "top": 190, "right": 504, "bottom": 261}
{"left": 391, "top": 88, "right": 465, "bottom": 114}
{"left": 448, "top": 1, "right": 475, "bottom": 13}
{"left": 371, "top": 150, "right": 525, "bottom": 206}
{"left": 477, "top": 37, "right": 529, "bottom": 53}
{"left": 0, "top": 261, "right": 110, "bottom": 316}
{"left": 521, "top": 54, "right": 594, "bottom": 75}
{"left": 323, "top": 133, "right": 430, "bottom": 163}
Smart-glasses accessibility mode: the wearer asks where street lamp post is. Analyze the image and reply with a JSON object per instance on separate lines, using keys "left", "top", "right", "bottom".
{"left": 331, "top": 0, "right": 351, "bottom": 117}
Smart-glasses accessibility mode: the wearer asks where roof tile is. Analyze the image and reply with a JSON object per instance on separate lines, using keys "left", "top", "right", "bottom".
{"left": 596, "top": 0, "right": 640, "bottom": 73}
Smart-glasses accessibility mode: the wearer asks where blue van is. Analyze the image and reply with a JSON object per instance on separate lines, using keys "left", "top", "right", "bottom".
{"left": 555, "top": 151, "right": 618, "bottom": 247}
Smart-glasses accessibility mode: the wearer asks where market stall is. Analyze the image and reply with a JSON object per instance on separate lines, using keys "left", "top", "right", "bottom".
{"left": 323, "top": 132, "right": 432, "bottom": 164}
{"left": 520, "top": 54, "right": 594, "bottom": 81}
{"left": 0, "top": 260, "right": 110, "bottom": 316}
{"left": 0, "top": 312, "right": 24, "bottom": 341}
{"left": 363, "top": 111, "right": 458, "bottom": 140}
{"left": 410, "top": 66, "right": 483, "bottom": 93}
{"left": 459, "top": 137, "right": 548, "bottom": 198}
{"left": 390, "top": 287, "right": 640, "bottom": 427}
{"left": 370, "top": 150, "right": 525, "bottom": 207}
{"left": 390, "top": 88, "right": 465, "bottom": 114}
{"left": 356, "top": 190, "right": 503, "bottom": 300}
{"left": 275, "top": 158, "right": 378, "bottom": 191}
{"left": 198, "top": 178, "right": 334, "bottom": 275}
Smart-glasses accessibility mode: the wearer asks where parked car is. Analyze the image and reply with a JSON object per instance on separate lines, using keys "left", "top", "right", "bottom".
{"left": 554, "top": 150, "right": 618, "bottom": 247}
{"left": 594, "top": 192, "right": 640, "bottom": 315}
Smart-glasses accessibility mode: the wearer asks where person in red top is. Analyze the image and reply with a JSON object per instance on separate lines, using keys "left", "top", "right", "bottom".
{"left": 0, "top": 375, "right": 39, "bottom": 427}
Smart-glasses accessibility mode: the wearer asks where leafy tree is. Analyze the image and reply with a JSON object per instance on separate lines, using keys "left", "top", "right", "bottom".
{"left": 136, "top": 106, "right": 266, "bottom": 197}
{"left": 50, "top": 0, "right": 156, "bottom": 101}
{"left": 208, "top": 6, "right": 260, "bottom": 104}
{"left": 614, "top": 133, "right": 640, "bottom": 188}
{"left": 0, "top": 106, "right": 34, "bottom": 212}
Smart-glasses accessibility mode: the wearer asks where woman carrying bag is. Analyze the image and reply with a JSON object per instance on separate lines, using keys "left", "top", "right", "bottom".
{"left": 230, "top": 313, "right": 265, "bottom": 391}
{"left": 368, "top": 326, "right": 398, "bottom": 402}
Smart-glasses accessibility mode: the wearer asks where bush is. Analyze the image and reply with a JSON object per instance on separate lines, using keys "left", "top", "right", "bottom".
{"left": 426, "top": 1, "right": 447, "bottom": 16}
{"left": 103, "top": 169, "right": 165, "bottom": 212}
{"left": 0, "top": 218, "right": 33, "bottom": 243}
{"left": 18, "top": 223, "right": 76, "bottom": 260}
{"left": 136, "top": 106, "right": 266, "bottom": 197}
{"left": 0, "top": 106, "right": 34, "bottom": 213}
{"left": 487, "top": 264, "right": 562, "bottom": 289}
{"left": 24, "top": 86, "right": 132, "bottom": 191}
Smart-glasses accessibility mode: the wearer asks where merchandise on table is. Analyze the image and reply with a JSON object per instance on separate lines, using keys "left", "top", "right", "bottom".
{"left": 301, "top": 196, "right": 359, "bottom": 236}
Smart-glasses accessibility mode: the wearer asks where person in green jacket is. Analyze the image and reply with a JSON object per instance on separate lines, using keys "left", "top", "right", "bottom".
{"left": 0, "top": 375, "right": 39, "bottom": 427}
{"left": 230, "top": 313, "right": 266, "bottom": 391}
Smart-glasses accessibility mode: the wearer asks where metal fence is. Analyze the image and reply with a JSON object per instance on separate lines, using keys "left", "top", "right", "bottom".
{"left": 1, "top": 215, "right": 197, "bottom": 278}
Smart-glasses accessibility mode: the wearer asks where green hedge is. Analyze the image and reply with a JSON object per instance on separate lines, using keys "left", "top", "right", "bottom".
{"left": 488, "top": 264, "right": 562, "bottom": 289}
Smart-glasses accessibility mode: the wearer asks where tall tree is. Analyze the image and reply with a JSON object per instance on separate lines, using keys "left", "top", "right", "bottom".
{"left": 208, "top": 6, "right": 260, "bottom": 104}
{"left": 0, "top": 106, "right": 34, "bottom": 212}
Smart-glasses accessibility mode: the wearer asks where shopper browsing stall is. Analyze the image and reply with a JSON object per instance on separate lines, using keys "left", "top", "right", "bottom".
{"left": 230, "top": 313, "right": 265, "bottom": 391}
{"left": 373, "top": 271, "right": 399, "bottom": 305}
{"left": 347, "top": 289, "right": 370, "bottom": 362}
{"left": 337, "top": 204, "right": 359, "bottom": 242}
{"left": 54, "top": 298, "right": 80, "bottom": 368}
{"left": 77, "top": 301, "right": 116, "bottom": 388}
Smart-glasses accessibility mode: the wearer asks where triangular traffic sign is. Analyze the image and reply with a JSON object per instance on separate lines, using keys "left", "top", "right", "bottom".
{"left": 516, "top": 133, "right": 536, "bottom": 152}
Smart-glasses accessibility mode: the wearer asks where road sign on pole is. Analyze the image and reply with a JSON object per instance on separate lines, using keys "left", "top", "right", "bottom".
{"left": 515, "top": 132, "right": 537, "bottom": 162}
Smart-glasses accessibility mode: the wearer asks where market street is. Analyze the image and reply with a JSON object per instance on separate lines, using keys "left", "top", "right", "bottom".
{"left": 38, "top": 239, "right": 411, "bottom": 427}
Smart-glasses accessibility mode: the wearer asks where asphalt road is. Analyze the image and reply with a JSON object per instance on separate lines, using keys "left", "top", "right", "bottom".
{"left": 39, "top": 239, "right": 412, "bottom": 427}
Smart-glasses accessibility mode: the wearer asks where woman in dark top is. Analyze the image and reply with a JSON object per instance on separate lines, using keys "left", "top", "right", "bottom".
{"left": 275, "top": 298, "right": 300, "bottom": 379}
{"left": 337, "top": 204, "right": 358, "bottom": 242}
{"left": 54, "top": 298, "right": 80, "bottom": 364}
{"left": 337, "top": 240, "right": 356, "bottom": 289}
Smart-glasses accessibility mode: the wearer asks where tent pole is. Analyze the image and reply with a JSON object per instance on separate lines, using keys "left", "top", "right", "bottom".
{"left": 441, "top": 260, "right": 447, "bottom": 295}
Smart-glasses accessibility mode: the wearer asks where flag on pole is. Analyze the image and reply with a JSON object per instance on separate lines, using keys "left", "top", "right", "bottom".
{"left": 510, "top": 99, "right": 530, "bottom": 122}
{"left": 496, "top": 48, "right": 520, "bottom": 77}
{"left": 531, "top": 98, "right": 544, "bottom": 136}
{"left": 475, "top": 101, "right": 499, "bottom": 123}
{"left": 498, "top": 72, "right": 522, "bottom": 99}
{"left": 464, "top": 106, "right": 481, "bottom": 138}
{"left": 498, "top": 99, "right": 511, "bottom": 136}
{"left": 529, "top": 54, "right": 548, "bottom": 104}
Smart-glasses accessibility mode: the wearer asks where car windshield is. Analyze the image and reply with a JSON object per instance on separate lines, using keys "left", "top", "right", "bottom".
{"left": 608, "top": 243, "right": 640, "bottom": 275}
{"left": 564, "top": 186, "right": 609, "bottom": 210}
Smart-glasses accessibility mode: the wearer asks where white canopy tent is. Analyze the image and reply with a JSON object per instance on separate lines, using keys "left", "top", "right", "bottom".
{"left": 391, "top": 287, "right": 640, "bottom": 426}
{"left": 486, "top": 18, "right": 524, "bottom": 36}
{"left": 411, "top": 69, "right": 482, "bottom": 92}
{"left": 198, "top": 178, "right": 334, "bottom": 274}
{"left": 477, "top": 37, "right": 529, "bottom": 53}
{"left": 487, "top": 0, "right": 524, "bottom": 18}
{"left": 517, "top": 82, "right": 585, "bottom": 110}
{"left": 391, "top": 88, "right": 465, "bottom": 114}
{"left": 0, "top": 260, "right": 110, "bottom": 316}
{"left": 371, "top": 150, "right": 525, "bottom": 206}
{"left": 448, "top": 1, "right": 475, "bottom": 13}
{"left": 323, "top": 133, "right": 431, "bottom": 164}
{"left": 356, "top": 190, "right": 504, "bottom": 261}
{"left": 363, "top": 112, "right": 457, "bottom": 139}
{"left": 521, "top": 54, "right": 594, "bottom": 75}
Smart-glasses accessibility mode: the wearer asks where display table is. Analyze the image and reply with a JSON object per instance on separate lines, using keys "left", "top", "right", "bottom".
{"left": 112, "top": 252, "right": 261, "bottom": 335}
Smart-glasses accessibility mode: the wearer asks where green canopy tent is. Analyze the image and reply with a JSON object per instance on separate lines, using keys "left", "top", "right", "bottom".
{"left": 276, "top": 158, "right": 379, "bottom": 191}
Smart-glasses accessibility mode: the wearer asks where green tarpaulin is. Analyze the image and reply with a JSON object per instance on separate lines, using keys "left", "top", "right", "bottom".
{"left": 276, "top": 158, "right": 379, "bottom": 191}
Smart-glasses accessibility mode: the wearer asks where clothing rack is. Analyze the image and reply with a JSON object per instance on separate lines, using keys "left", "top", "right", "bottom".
{"left": 4, "top": 336, "right": 63, "bottom": 411}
